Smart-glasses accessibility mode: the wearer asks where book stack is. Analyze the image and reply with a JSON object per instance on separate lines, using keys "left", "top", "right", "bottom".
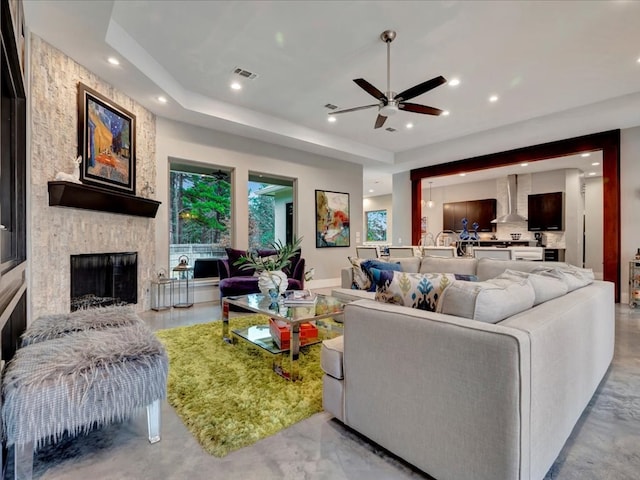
{"left": 282, "top": 289, "right": 317, "bottom": 305}
{"left": 269, "top": 318, "right": 318, "bottom": 349}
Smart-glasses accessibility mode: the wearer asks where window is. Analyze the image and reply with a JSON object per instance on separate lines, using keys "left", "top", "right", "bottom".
{"left": 248, "top": 173, "right": 295, "bottom": 250}
{"left": 169, "top": 165, "right": 231, "bottom": 277}
{"left": 366, "top": 210, "right": 387, "bottom": 242}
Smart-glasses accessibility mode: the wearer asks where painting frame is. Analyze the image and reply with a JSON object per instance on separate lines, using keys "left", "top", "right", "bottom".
{"left": 77, "top": 83, "right": 136, "bottom": 194}
{"left": 315, "top": 189, "right": 350, "bottom": 248}
{"left": 365, "top": 209, "right": 388, "bottom": 242}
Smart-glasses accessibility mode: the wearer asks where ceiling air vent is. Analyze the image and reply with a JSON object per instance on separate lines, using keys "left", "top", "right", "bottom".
{"left": 324, "top": 103, "right": 338, "bottom": 110}
{"left": 385, "top": 127, "right": 397, "bottom": 132}
{"left": 232, "top": 67, "right": 258, "bottom": 80}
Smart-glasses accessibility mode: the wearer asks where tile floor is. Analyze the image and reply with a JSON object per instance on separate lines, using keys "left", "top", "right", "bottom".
{"left": 5, "top": 297, "right": 640, "bottom": 480}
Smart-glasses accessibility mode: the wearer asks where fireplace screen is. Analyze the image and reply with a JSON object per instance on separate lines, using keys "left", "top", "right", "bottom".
{"left": 70, "top": 252, "right": 137, "bottom": 311}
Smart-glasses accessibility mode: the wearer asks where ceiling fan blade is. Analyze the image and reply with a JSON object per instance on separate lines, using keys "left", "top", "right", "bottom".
{"left": 374, "top": 114, "right": 388, "bottom": 129}
{"left": 399, "top": 102, "right": 444, "bottom": 116}
{"left": 329, "top": 104, "right": 380, "bottom": 115}
{"left": 394, "top": 75, "right": 447, "bottom": 102}
{"left": 353, "top": 78, "right": 388, "bottom": 103}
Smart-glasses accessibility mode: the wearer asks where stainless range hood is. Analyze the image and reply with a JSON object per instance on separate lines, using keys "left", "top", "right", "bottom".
{"left": 491, "top": 174, "right": 527, "bottom": 223}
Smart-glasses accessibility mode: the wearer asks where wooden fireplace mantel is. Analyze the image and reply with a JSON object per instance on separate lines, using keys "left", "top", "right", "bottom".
{"left": 48, "top": 181, "right": 161, "bottom": 218}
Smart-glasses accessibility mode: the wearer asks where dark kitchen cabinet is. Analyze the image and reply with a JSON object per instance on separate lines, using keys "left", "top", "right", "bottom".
{"left": 443, "top": 199, "right": 496, "bottom": 232}
{"left": 527, "top": 192, "right": 564, "bottom": 231}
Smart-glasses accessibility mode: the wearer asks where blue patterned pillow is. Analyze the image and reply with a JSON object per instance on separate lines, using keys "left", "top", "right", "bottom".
{"left": 369, "top": 268, "right": 477, "bottom": 312}
{"left": 361, "top": 259, "right": 402, "bottom": 292}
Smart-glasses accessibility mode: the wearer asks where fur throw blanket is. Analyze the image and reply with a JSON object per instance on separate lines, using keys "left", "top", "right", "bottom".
{"left": 21, "top": 305, "right": 142, "bottom": 346}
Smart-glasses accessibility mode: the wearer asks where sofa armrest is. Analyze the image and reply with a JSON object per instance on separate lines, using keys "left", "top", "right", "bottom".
{"left": 217, "top": 259, "right": 231, "bottom": 279}
{"left": 342, "top": 300, "right": 531, "bottom": 480}
{"left": 341, "top": 267, "right": 353, "bottom": 289}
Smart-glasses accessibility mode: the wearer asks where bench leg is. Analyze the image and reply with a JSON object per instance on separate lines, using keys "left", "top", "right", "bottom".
{"left": 14, "top": 441, "right": 34, "bottom": 480}
{"left": 146, "top": 399, "right": 161, "bottom": 444}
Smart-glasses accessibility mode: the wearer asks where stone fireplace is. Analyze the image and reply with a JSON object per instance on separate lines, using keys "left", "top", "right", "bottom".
{"left": 70, "top": 252, "right": 138, "bottom": 311}
{"left": 29, "top": 36, "right": 157, "bottom": 318}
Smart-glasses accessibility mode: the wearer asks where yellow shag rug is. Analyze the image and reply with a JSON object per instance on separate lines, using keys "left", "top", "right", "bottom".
{"left": 155, "top": 315, "right": 324, "bottom": 457}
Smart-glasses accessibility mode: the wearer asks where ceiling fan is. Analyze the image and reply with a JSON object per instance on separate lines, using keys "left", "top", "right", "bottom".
{"left": 329, "top": 30, "right": 447, "bottom": 129}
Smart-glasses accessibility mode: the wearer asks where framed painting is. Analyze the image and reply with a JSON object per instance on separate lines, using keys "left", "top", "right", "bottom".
{"left": 366, "top": 209, "right": 387, "bottom": 242}
{"left": 315, "top": 190, "right": 350, "bottom": 248}
{"left": 77, "top": 83, "right": 136, "bottom": 194}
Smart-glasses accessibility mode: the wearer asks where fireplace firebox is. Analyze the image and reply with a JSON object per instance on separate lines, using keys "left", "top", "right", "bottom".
{"left": 70, "top": 252, "right": 138, "bottom": 311}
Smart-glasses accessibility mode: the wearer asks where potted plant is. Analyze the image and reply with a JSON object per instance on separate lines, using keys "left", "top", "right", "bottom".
{"left": 233, "top": 237, "right": 303, "bottom": 297}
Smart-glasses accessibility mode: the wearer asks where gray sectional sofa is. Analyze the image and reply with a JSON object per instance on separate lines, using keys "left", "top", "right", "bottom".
{"left": 322, "top": 256, "right": 615, "bottom": 480}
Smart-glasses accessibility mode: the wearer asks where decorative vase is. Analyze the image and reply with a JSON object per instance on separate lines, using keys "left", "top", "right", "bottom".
{"left": 258, "top": 270, "right": 288, "bottom": 297}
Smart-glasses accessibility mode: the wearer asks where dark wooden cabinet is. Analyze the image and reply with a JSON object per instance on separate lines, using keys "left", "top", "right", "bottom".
{"left": 527, "top": 192, "right": 563, "bottom": 231}
{"left": 443, "top": 199, "right": 496, "bottom": 232}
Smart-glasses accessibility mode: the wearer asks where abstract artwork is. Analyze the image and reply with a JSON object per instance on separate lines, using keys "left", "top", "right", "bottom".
{"left": 366, "top": 209, "right": 387, "bottom": 241}
{"left": 77, "top": 83, "right": 136, "bottom": 194}
{"left": 315, "top": 190, "right": 350, "bottom": 248}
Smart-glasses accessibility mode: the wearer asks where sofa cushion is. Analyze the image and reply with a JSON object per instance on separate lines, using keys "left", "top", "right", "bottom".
{"left": 419, "top": 256, "right": 478, "bottom": 276}
{"left": 370, "top": 268, "right": 477, "bottom": 312}
{"left": 225, "top": 248, "right": 254, "bottom": 277}
{"left": 475, "top": 257, "right": 568, "bottom": 281}
{"left": 437, "top": 276, "right": 535, "bottom": 323}
{"left": 321, "top": 335, "right": 344, "bottom": 379}
{"left": 498, "top": 269, "right": 568, "bottom": 306}
{"left": 387, "top": 256, "right": 421, "bottom": 273}
{"left": 530, "top": 265, "right": 594, "bottom": 292}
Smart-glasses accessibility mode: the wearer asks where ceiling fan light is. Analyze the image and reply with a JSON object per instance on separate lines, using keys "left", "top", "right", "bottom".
{"left": 380, "top": 104, "right": 398, "bottom": 116}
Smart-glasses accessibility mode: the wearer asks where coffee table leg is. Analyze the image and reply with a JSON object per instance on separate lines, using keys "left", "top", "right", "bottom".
{"left": 222, "top": 299, "right": 232, "bottom": 343}
{"left": 289, "top": 322, "right": 300, "bottom": 381}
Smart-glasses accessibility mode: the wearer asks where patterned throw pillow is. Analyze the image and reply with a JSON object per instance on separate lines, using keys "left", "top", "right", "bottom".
{"left": 369, "top": 268, "right": 477, "bottom": 312}
{"left": 348, "top": 256, "right": 372, "bottom": 290}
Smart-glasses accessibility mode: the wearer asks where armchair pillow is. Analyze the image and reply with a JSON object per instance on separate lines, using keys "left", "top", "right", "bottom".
{"left": 225, "top": 248, "right": 255, "bottom": 277}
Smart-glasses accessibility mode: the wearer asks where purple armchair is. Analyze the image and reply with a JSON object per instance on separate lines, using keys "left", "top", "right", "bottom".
{"left": 218, "top": 248, "right": 305, "bottom": 301}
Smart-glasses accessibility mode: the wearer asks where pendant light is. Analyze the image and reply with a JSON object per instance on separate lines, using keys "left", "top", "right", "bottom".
{"left": 427, "top": 181, "right": 434, "bottom": 208}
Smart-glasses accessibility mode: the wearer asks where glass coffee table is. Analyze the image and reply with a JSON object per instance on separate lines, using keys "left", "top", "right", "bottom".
{"left": 222, "top": 293, "right": 344, "bottom": 381}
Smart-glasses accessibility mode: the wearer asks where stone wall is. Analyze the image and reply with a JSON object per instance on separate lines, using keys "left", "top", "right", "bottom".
{"left": 30, "top": 35, "right": 157, "bottom": 317}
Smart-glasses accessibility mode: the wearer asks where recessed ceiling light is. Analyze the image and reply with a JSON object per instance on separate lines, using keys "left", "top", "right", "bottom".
{"left": 107, "top": 57, "right": 120, "bottom": 66}
{"left": 448, "top": 78, "right": 460, "bottom": 87}
{"left": 327, "top": 116, "right": 336, "bottom": 123}
{"left": 521, "top": 163, "right": 528, "bottom": 167}
{"left": 406, "top": 122, "right": 414, "bottom": 129}
{"left": 588, "top": 172, "right": 597, "bottom": 176}
{"left": 581, "top": 153, "right": 591, "bottom": 157}
{"left": 489, "top": 95, "right": 499, "bottom": 103}
{"left": 591, "top": 162, "right": 600, "bottom": 166}
{"left": 230, "top": 82, "right": 242, "bottom": 90}
{"left": 637, "top": 57, "right": 640, "bottom": 64}
{"left": 157, "top": 96, "right": 167, "bottom": 104}
{"left": 368, "top": 189, "right": 375, "bottom": 193}
{"left": 441, "top": 110, "right": 450, "bottom": 116}
{"left": 459, "top": 173, "right": 466, "bottom": 177}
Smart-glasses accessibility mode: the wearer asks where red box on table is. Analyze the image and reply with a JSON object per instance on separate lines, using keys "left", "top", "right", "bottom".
{"left": 269, "top": 318, "right": 318, "bottom": 349}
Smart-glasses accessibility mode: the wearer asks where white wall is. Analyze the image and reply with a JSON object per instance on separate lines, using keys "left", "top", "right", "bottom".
{"left": 584, "top": 177, "right": 604, "bottom": 278}
{"left": 391, "top": 171, "right": 411, "bottom": 245}
{"left": 563, "top": 169, "right": 583, "bottom": 267}
{"left": 362, "top": 194, "right": 391, "bottom": 244}
{"left": 621, "top": 125, "right": 640, "bottom": 304}
{"left": 155, "top": 117, "right": 363, "bottom": 284}
{"left": 274, "top": 189, "right": 292, "bottom": 244}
